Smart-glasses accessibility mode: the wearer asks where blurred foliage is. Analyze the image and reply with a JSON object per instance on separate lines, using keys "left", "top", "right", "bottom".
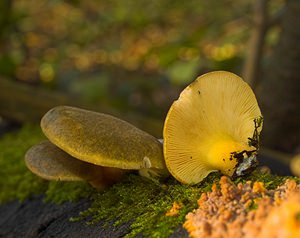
{"left": 0, "top": 0, "right": 284, "bottom": 119}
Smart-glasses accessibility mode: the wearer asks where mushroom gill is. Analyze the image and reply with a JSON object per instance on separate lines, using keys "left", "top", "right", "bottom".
{"left": 25, "top": 140, "right": 125, "bottom": 189}
{"left": 163, "top": 71, "right": 263, "bottom": 184}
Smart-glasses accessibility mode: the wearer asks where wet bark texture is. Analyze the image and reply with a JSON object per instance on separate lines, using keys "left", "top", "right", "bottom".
{"left": 0, "top": 196, "right": 188, "bottom": 238}
{"left": 258, "top": 0, "right": 300, "bottom": 153}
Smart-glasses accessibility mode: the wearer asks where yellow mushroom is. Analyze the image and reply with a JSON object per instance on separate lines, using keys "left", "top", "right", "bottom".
{"left": 163, "top": 71, "right": 263, "bottom": 184}
{"left": 25, "top": 140, "right": 125, "bottom": 189}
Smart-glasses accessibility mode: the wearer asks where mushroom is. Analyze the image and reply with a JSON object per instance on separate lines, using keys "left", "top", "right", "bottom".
{"left": 25, "top": 106, "right": 168, "bottom": 188}
{"left": 163, "top": 71, "right": 263, "bottom": 184}
{"left": 25, "top": 140, "right": 125, "bottom": 189}
{"left": 25, "top": 71, "right": 263, "bottom": 188}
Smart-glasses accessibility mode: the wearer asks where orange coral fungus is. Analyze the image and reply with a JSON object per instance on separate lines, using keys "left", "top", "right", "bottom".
{"left": 184, "top": 176, "right": 300, "bottom": 238}
{"left": 165, "top": 201, "right": 182, "bottom": 217}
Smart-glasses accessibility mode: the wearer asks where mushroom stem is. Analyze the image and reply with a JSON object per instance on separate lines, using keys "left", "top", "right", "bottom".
{"left": 87, "top": 166, "right": 127, "bottom": 190}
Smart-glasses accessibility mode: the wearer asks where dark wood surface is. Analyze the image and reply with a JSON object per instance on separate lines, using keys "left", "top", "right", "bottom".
{"left": 0, "top": 196, "right": 132, "bottom": 238}
{"left": 0, "top": 195, "right": 188, "bottom": 238}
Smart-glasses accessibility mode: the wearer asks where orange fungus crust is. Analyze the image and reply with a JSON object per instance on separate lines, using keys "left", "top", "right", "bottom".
{"left": 184, "top": 176, "right": 300, "bottom": 238}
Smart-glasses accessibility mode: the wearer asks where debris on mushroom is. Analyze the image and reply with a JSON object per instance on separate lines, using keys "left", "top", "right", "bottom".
{"left": 163, "top": 71, "right": 263, "bottom": 184}
{"left": 41, "top": 106, "right": 168, "bottom": 178}
{"left": 183, "top": 176, "right": 300, "bottom": 238}
{"left": 25, "top": 140, "right": 126, "bottom": 189}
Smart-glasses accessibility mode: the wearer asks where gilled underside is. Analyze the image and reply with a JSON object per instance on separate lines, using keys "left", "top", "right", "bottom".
{"left": 163, "top": 71, "right": 263, "bottom": 184}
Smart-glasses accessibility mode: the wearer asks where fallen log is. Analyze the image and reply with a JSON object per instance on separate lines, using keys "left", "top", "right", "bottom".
{"left": 0, "top": 196, "right": 188, "bottom": 238}
{"left": 0, "top": 77, "right": 163, "bottom": 137}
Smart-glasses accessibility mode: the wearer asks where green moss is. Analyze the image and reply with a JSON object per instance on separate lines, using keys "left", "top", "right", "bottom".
{"left": 0, "top": 125, "right": 94, "bottom": 204}
{"left": 71, "top": 170, "right": 299, "bottom": 238}
{"left": 1, "top": 125, "right": 300, "bottom": 237}
{"left": 72, "top": 173, "right": 220, "bottom": 238}
{"left": 0, "top": 125, "right": 47, "bottom": 203}
{"left": 44, "top": 181, "right": 95, "bottom": 204}
{"left": 233, "top": 169, "right": 298, "bottom": 189}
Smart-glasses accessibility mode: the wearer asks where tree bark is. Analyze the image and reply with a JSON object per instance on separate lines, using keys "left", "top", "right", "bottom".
{"left": 258, "top": 0, "right": 300, "bottom": 153}
{"left": 0, "top": 196, "right": 188, "bottom": 238}
{"left": 242, "top": 0, "right": 268, "bottom": 89}
{"left": 0, "top": 0, "right": 12, "bottom": 46}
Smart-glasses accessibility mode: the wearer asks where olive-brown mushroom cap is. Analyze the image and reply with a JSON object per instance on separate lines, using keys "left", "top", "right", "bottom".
{"left": 25, "top": 140, "right": 125, "bottom": 189}
{"left": 41, "top": 106, "right": 166, "bottom": 172}
{"left": 163, "top": 71, "right": 263, "bottom": 184}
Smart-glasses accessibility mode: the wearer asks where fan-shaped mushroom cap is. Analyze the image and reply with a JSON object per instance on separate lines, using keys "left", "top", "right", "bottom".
{"left": 163, "top": 71, "right": 263, "bottom": 184}
{"left": 25, "top": 140, "right": 125, "bottom": 189}
{"left": 41, "top": 106, "right": 166, "bottom": 173}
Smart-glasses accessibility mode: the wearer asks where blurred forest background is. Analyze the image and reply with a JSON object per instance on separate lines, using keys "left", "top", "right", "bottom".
{"left": 0, "top": 0, "right": 299, "bottom": 155}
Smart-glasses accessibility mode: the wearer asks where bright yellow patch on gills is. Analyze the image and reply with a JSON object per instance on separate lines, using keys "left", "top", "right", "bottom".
{"left": 206, "top": 136, "right": 250, "bottom": 176}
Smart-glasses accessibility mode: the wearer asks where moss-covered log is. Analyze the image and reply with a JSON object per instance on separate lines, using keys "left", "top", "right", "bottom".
{"left": 0, "top": 197, "right": 153, "bottom": 238}
{"left": 0, "top": 126, "right": 297, "bottom": 238}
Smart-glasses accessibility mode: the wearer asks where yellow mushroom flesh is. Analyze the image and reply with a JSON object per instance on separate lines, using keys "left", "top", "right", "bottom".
{"left": 163, "top": 71, "right": 263, "bottom": 184}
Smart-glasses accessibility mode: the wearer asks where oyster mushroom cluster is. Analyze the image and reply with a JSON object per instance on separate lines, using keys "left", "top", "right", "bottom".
{"left": 25, "top": 71, "right": 263, "bottom": 188}
{"left": 25, "top": 106, "right": 167, "bottom": 189}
